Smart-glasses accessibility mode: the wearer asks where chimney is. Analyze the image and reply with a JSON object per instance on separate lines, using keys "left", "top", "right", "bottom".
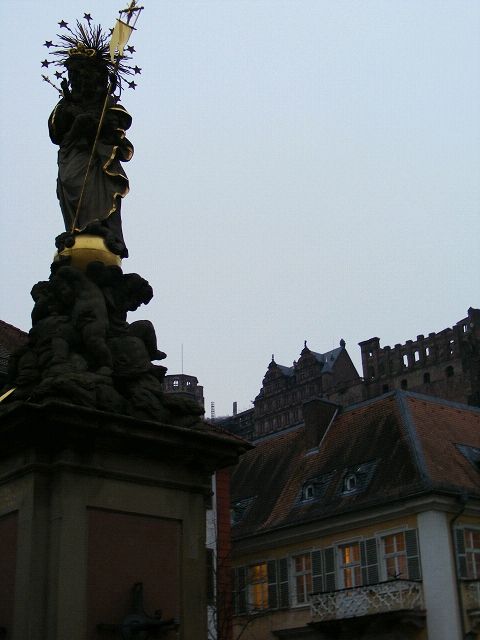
{"left": 233, "top": 401, "right": 238, "bottom": 416}
{"left": 302, "top": 398, "right": 338, "bottom": 450}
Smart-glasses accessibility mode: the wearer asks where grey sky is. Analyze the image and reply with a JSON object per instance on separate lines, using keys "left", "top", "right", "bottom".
{"left": 1, "top": 1, "right": 479, "bottom": 416}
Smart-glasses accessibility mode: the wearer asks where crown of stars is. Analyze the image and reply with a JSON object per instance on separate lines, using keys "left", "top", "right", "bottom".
{"left": 41, "top": 11, "right": 143, "bottom": 97}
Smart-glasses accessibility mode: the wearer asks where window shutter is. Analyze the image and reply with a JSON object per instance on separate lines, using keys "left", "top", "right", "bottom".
{"left": 455, "top": 528, "right": 468, "bottom": 579}
{"left": 278, "top": 558, "right": 290, "bottom": 608}
{"left": 322, "top": 547, "right": 336, "bottom": 592}
{"left": 233, "top": 566, "right": 247, "bottom": 615}
{"left": 311, "top": 550, "right": 323, "bottom": 594}
{"left": 267, "top": 560, "right": 278, "bottom": 609}
{"left": 361, "top": 538, "right": 379, "bottom": 585}
{"left": 405, "top": 529, "right": 421, "bottom": 581}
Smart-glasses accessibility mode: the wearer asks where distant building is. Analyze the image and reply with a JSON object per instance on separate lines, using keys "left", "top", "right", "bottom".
{"left": 360, "top": 307, "right": 480, "bottom": 406}
{"left": 220, "top": 308, "right": 480, "bottom": 443}
{"left": 162, "top": 372, "right": 205, "bottom": 409}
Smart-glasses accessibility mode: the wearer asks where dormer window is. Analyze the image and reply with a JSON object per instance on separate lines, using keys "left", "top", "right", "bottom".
{"left": 231, "top": 496, "right": 256, "bottom": 525}
{"left": 343, "top": 473, "right": 357, "bottom": 493}
{"left": 457, "top": 444, "right": 480, "bottom": 472}
{"left": 303, "top": 483, "right": 315, "bottom": 500}
{"left": 299, "top": 472, "right": 335, "bottom": 503}
{"left": 340, "top": 461, "right": 378, "bottom": 496}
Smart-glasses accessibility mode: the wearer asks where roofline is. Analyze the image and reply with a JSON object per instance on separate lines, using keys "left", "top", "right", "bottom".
{"left": 340, "top": 389, "right": 480, "bottom": 416}
{"left": 396, "top": 392, "right": 431, "bottom": 484}
{"left": 232, "top": 488, "right": 480, "bottom": 551}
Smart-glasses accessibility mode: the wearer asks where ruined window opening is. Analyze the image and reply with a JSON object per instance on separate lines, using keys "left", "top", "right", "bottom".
{"left": 446, "top": 365, "right": 454, "bottom": 378}
{"left": 403, "top": 354, "right": 408, "bottom": 368}
{"left": 401, "top": 379, "right": 408, "bottom": 390}
{"left": 414, "top": 351, "right": 420, "bottom": 362}
{"left": 423, "top": 372, "right": 431, "bottom": 384}
{"left": 382, "top": 384, "right": 389, "bottom": 393}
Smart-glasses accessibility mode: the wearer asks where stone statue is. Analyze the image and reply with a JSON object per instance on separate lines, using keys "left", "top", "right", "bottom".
{"left": 0, "top": 11, "right": 204, "bottom": 428}
{"left": 41, "top": 15, "right": 143, "bottom": 259}
{"left": 49, "top": 52, "right": 133, "bottom": 258}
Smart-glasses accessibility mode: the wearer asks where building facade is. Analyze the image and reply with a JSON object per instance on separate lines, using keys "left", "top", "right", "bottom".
{"left": 230, "top": 391, "right": 480, "bottom": 640}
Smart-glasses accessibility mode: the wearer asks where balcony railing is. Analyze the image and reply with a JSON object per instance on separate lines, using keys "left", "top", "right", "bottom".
{"left": 310, "top": 580, "right": 424, "bottom": 622}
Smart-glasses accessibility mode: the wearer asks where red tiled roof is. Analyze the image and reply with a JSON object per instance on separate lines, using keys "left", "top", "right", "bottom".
{"left": 0, "top": 320, "right": 28, "bottom": 351}
{"left": 0, "top": 320, "right": 28, "bottom": 373}
{"left": 230, "top": 391, "right": 480, "bottom": 540}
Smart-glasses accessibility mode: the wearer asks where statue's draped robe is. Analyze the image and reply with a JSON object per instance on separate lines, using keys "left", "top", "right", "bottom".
{"left": 49, "top": 97, "right": 133, "bottom": 257}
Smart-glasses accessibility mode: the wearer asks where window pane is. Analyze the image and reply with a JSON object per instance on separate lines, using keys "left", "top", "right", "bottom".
{"left": 296, "top": 576, "right": 305, "bottom": 603}
{"left": 472, "top": 531, "right": 480, "bottom": 548}
{"left": 397, "top": 555, "right": 407, "bottom": 578}
{"left": 384, "top": 535, "right": 394, "bottom": 554}
{"left": 395, "top": 533, "right": 405, "bottom": 552}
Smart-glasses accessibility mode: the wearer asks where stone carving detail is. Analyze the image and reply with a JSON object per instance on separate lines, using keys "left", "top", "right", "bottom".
{"left": 2, "top": 261, "right": 203, "bottom": 427}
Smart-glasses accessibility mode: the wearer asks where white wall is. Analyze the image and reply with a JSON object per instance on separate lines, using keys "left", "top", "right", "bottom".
{"left": 417, "top": 510, "right": 462, "bottom": 640}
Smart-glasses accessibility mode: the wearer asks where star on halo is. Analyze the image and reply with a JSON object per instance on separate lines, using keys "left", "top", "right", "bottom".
{"left": 83, "top": 13, "right": 93, "bottom": 23}
{"left": 44, "top": 41, "right": 53, "bottom": 48}
{"left": 126, "top": 45, "right": 135, "bottom": 54}
{"left": 54, "top": 71, "right": 64, "bottom": 79}
{"left": 127, "top": 80, "right": 137, "bottom": 90}
{"left": 133, "top": 66, "right": 142, "bottom": 75}
{"left": 41, "top": 60, "right": 51, "bottom": 68}
{"left": 58, "top": 20, "right": 68, "bottom": 28}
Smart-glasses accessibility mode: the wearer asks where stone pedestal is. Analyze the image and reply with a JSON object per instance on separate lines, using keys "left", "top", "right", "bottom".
{"left": 0, "top": 401, "right": 247, "bottom": 640}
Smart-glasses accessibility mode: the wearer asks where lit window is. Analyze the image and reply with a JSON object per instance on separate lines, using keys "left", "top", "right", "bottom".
{"left": 173, "top": 379, "right": 179, "bottom": 387}
{"left": 292, "top": 553, "right": 312, "bottom": 605}
{"left": 465, "top": 529, "right": 480, "bottom": 578}
{"left": 249, "top": 563, "right": 269, "bottom": 611}
{"left": 382, "top": 532, "right": 407, "bottom": 579}
{"left": 339, "top": 543, "right": 361, "bottom": 588}
{"left": 403, "top": 354, "right": 408, "bottom": 367}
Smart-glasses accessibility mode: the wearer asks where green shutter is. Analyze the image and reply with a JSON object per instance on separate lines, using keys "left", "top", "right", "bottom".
{"left": 233, "top": 566, "right": 247, "bottom": 614}
{"left": 267, "top": 560, "right": 278, "bottom": 609}
{"left": 405, "top": 529, "right": 421, "bottom": 581}
{"left": 361, "top": 538, "right": 379, "bottom": 585}
{"left": 278, "top": 558, "right": 290, "bottom": 608}
{"left": 311, "top": 550, "right": 323, "bottom": 594}
{"left": 323, "top": 547, "right": 336, "bottom": 592}
{"left": 455, "top": 528, "right": 468, "bottom": 579}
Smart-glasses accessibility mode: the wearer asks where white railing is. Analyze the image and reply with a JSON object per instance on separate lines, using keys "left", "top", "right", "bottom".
{"left": 310, "top": 580, "right": 424, "bottom": 621}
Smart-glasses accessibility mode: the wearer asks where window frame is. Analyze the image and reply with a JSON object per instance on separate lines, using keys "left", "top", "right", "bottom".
{"left": 378, "top": 528, "right": 409, "bottom": 581}
{"left": 464, "top": 527, "right": 480, "bottom": 579}
{"left": 290, "top": 552, "right": 313, "bottom": 607}
{"left": 336, "top": 540, "right": 362, "bottom": 589}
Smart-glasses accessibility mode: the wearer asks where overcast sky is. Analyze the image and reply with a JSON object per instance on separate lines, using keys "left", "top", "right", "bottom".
{"left": 0, "top": 1, "right": 479, "bottom": 417}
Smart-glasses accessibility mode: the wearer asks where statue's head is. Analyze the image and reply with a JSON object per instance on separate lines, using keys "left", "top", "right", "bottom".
{"left": 42, "top": 16, "right": 142, "bottom": 102}
{"left": 65, "top": 54, "right": 109, "bottom": 102}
